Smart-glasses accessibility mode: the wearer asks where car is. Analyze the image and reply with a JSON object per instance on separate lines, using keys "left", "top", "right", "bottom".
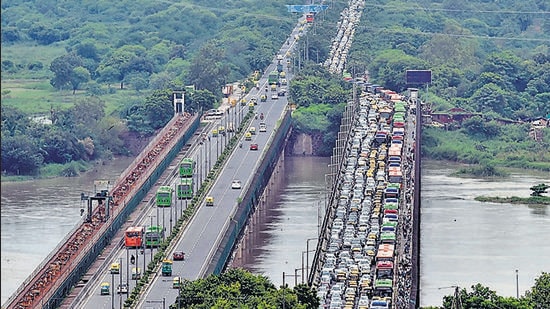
{"left": 173, "top": 251, "right": 185, "bottom": 261}
{"left": 271, "top": 94, "right": 279, "bottom": 100}
{"left": 250, "top": 143, "right": 259, "bottom": 151}
{"left": 249, "top": 127, "right": 256, "bottom": 135}
{"left": 259, "top": 123, "right": 267, "bottom": 132}
{"left": 117, "top": 283, "right": 128, "bottom": 294}
{"left": 231, "top": 180, "right": 242, "bottom": 189}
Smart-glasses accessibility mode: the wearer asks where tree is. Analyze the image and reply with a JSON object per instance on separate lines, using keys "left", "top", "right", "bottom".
{"left": 1, "top": 134, "right": 44, "bottom": 175}
{"left": 187, "top": 41, "right": 230, "bottom": 95}
{"left": 49, "top": 53, "right": 84, "bottom": 91}
{"left": 70, "top": 66, "right": 91, "bottom": 94}
{"left": 525, "top": 272, "right": 550, "bottom": 309}
{"left": 172, "top": 268, "right": 318, "bottom": 309}
{"left": 530, "top": 183, "right": 549, "bottom": 197}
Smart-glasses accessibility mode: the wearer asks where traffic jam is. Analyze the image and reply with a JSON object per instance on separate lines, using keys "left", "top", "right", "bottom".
{"left": 315, "top": 88, "right": 416, "bottom": 309}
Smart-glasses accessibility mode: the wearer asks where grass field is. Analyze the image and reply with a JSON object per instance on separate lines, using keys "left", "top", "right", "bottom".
{"left": 1, "top": 78, "right": 146, "bottom": 117}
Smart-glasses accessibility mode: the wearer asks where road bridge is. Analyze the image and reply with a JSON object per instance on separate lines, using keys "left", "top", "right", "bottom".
{"left": 5, "top": 1, "right": 422, "bottom": 308}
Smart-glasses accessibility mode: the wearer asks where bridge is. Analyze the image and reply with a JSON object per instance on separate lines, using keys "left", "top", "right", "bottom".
{"left": 4, "top": 1, "right": 421, "bottom": 308}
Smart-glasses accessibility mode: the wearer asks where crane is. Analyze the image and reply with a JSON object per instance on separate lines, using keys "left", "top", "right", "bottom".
{"left": 438, "top": 285, "right": 463, "bottom": 309}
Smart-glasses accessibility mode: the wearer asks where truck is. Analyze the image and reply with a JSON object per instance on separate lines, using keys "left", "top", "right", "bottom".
{"left": 161, "top": 259, "right": 173, "bottom": 276}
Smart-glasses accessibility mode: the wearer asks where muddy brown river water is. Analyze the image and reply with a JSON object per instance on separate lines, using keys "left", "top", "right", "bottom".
{"left": 2, "top": 157, "right": 549, "bottom": 307}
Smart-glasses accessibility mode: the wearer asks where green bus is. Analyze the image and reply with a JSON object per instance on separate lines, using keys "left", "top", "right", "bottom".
{"left": 156, "top": 186, "right": 173, "bottom": 207}
{"left": 374, "top": 278, "right": 393, "bottom": 297}
{"left": 177, "top": 178, "right": 194, "bottom": 199}
{"left": 268, "top": 71, "right": 279, "bottom": 85}
{"left": 179, "top": 158, "right": 195, "bottom": 178}
{"left": 145, "top": 226, "right": 164, "bottom": 247}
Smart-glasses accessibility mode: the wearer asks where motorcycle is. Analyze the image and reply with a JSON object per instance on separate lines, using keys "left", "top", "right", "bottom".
{"left": 260, "top": 113, "right": 264, "bottom": 120}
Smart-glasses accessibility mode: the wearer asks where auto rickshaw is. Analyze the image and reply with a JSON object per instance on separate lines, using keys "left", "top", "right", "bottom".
{"left": 260, "top": 94, "right": 267, "bottom": 102}
{"left": 240, "top": 98, "right": 247, "bottom": 106}
{"left": 110, "top": 262, "right": 120, "bottom": 274}
{"left": 244, "top": 132, "right": 252, "bottom": 141}
{"left": 248, "top": 102, "right": 255, "bottom": 111}
{"left": 205, "top": 196, "right": 214, "bottom": 207}
{"left": 100, "top": 282, "right": 110, "bottom": 295}
{"left": 131, "top": 267, "right": 142, "bottom": 280}
{"left": 173, "top": 277, "right": 182, "bottom": 289}
{"left": 212, "top": 128, "right": 218, "bottom": 137}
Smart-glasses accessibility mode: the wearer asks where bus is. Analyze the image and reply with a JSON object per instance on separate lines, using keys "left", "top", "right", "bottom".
{"left": 156, "top": 186, "right": 173, "bottom": 207}
{"left": 374, "top": 279, "right": 393, "bottom": 297}
{"left": 144, "top": 226, "right": 164, "bottom": 248}
{"left": 268, "top": 71, "right": 279, "bottom": 85}
{"left": 125, "top": 226, "right": 144, "bottom": 248}
{"left": 306, "top": 13, "right": 314, "bottom": 23}
{"left": 376, "top": 244, "right": 394, "bottom": 262}
{"left": 177, "top": 178, "right": 194, "bottom": 199}
{"left": 179, "top": 158, "right": 195, "bottom": 178}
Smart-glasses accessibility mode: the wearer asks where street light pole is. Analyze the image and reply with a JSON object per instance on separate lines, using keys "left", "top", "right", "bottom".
{"left": 306, "top": 238, "right": 317, "bottom": 283}
{"left": 111, "top": 271, "right": 115, "bottom": 309}
{"left": 119, "top": 257, "right": 123, "bottom": 309}
{"left": 516, "top": 269, "right": 519, "bottom": 299}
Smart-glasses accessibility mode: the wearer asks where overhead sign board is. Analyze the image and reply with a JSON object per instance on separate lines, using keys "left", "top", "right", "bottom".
{"left": 406, "top": 70, "right": 432, "bottom": 84}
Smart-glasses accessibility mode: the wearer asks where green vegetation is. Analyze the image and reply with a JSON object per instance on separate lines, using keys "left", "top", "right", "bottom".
{"left": 475, "top": 195, "right": 550, "bottom": 205}
{"left": 422, "top": 126, "right": 550, "bottom": 172}
{"left": 287, "top": 1, "right": 550, "bottom": 166}
{"left": 172, "top": 268, "right": 319, "bottom": 309}
{"left": 421, "top": 272, "right": 550, "bottom": 309}
{"left": 474, "top": 183, "right": 550, "bottom": 205}
{"left": 2, "top": 0, "right": 550, "bottom": 175}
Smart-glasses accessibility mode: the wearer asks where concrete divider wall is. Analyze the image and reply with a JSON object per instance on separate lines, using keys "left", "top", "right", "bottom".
{"left": 207, "top": 110, "right": 292, "bottom": 275}
{"left": 41, "top": 115, "right": 201, "bottom": 309}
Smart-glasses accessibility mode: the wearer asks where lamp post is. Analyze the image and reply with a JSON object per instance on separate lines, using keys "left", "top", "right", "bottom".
{"left": 306, "top": 238, "right": 317, "bottom": 282}
{"left": 301, "top": 250, "right": 315, "bottom": 286}
{"left": 119, "top": 257, "right": 123, "bottom": 309}
{"left": 148, "top": 215, "right": 155, "bottom": 261}
{"left": 111, "top": 270, "right": 115, "bottom": 309}
{"left": 126, "top": 248, "right": 130, "bottom": 290}
{"left": 516, "top": 269, "right": 519, "bottom": 299}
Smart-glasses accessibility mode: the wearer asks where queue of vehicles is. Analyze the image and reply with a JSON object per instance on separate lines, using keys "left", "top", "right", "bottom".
{"left": 316, "top": 89, "right": 410, "bottom": 309}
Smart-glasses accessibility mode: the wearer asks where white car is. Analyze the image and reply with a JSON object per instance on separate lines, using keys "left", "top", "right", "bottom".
{"left": 259, "top": 123, "right": 267, "bottom": 132}
{"left": 231, "top": 180, "right": 242, "bottom": 189}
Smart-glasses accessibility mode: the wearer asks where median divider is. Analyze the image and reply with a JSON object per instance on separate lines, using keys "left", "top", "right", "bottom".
{"left": 125, "top": 110, "right": 255, "bottom": 308}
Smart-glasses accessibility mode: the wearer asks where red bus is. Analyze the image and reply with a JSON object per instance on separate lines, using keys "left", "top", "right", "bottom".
{"left": 125, "top": 226, "right": 144, "bottom": 248}
{"left": 306, "top": 13, "right": 314, "bottom": 23}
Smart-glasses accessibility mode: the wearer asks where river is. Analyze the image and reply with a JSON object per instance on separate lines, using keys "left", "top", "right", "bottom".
{"left": 1, "top": 156, "right": 135, "bottom": 305}
{"left": 2, "top": 156, "right": 549, "bottom": 307}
